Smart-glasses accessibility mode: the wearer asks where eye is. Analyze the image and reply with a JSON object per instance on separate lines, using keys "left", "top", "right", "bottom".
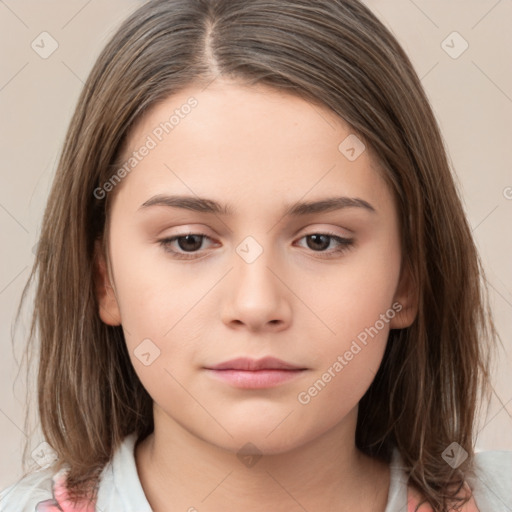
{"left": 158, "top": 231, "right": 354, "bottom": 260}
{"left": 294, "top": 233, "right": 354, "bottom": 257}
{"left": 158, "top": 233, "right": 216, "bottom": 260}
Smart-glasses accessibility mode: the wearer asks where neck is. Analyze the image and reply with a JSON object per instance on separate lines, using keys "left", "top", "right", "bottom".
{"left": 135, "top": 405, "right": 390, "bottom": 512}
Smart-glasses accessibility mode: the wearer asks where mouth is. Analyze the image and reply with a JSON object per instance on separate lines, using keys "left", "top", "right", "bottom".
{"left": 203, "top": 356, "right": 308, "bottom": 389}
{"left": 205, "top": 356, "right": 306, "bottom": 371}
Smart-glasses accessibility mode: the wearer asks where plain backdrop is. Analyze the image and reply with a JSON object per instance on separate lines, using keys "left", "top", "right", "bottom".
{"left": 1, "top": 0, "right": 511, "bottom": 490}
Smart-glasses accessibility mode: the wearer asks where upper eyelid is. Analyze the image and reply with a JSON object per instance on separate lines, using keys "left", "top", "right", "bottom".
{"left": 160, "top": 222, "right": 353, "bottom": 238}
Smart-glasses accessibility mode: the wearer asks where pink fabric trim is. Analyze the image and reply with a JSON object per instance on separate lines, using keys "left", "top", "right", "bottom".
{"left": 35, "top": 468, "right": 96, "bottom": 512}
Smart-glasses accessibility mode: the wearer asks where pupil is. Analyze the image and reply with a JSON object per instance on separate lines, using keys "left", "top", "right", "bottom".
{"left": 179, "top": 235, "right": 202, "bottom": 252}
{"left": 308, "top": 234, "right": 329, "bottom": 251}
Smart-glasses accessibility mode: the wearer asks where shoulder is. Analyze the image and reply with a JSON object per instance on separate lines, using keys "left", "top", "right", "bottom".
{"left": 407, "top": 482, "right": 480, "bottom": 512}
{"left": 1, "top": 434, "right": 147, "bottom": 512}
{"left": 0, "top": 466, "right": 56, "bottom": 512}
{"left": 467, "top": 449, "right": 512, "bottom": 509}
{"left": 1, "top": 465, "right": 96, "bottom": 512}
{"left": 406, "top": 450, "right": 512, "bottom": 512}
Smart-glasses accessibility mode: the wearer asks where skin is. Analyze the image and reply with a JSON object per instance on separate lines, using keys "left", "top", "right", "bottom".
{"left": 94, "top": 79, "right": 418, "bottom": 512}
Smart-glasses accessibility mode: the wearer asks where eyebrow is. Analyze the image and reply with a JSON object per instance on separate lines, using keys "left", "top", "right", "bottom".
{"left": 138, "top": 194, "right": 376, "bottom": 216}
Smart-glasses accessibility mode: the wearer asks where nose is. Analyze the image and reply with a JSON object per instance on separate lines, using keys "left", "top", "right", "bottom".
{"left": 220, "top": 241, "right": 292, "bottom": 332}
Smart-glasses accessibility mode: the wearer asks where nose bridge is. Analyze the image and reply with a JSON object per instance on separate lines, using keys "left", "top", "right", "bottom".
{"left": 233, "top": 233, "right": 281, "bottom": 298}
{"left": 220, "top": 232, "right": 291, "bottom": 330}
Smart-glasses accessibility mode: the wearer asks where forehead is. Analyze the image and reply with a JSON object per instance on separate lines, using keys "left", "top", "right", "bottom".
{"left": 112, "top": 80, "right": 391, "bottom": 216}
{"left": 126, "top": 80, "right": 350, "bottom": 155}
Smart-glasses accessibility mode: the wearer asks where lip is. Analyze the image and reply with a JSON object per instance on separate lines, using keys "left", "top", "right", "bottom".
{"left": 203, "top": 357, "right": 308, "bottom": 389}
{"left": 205, "top": 356, "right": 305, "bottom": 371}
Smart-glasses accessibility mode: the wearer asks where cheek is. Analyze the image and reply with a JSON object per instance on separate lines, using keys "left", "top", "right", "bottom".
{"left": 294, "top": 303, "right": 393, "bottom": 431}
{"left": 110, "top": 232, "right": 211, "bottom": 337}
{"left": 302, "top": 244, "right": 401, "bottom": 351}
{"left": 295, "top": 235, "right": 400, "bottom": 398}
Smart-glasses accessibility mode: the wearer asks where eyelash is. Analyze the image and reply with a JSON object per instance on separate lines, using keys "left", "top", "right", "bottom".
{"left": 158, "top": 232, "right": 354, "bottom": 260}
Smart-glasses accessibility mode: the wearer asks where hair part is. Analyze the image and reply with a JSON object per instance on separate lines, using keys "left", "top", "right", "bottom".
{"left": 15, "top": 0, "right": 497, "bottom": 509}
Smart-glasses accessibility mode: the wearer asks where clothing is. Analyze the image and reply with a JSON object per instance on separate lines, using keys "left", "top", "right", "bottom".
{"left": 1, "top": 433, "right": 510, "bottom": 511}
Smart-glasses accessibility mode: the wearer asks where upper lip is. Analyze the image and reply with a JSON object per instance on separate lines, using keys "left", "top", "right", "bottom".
{"left": 205, "top": 357, "right": 305, "bottom": 371}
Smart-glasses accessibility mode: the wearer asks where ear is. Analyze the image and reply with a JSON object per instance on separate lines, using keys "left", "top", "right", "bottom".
{"left": 389, "top": 262, "right": 418, "bottom": 329}
{"left": 93, "top": 239, "right": 122, "bottom": 326}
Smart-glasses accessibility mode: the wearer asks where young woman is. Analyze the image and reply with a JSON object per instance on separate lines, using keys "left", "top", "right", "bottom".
{"left": 1, "top": 0, "right": 510, "bottom": 511}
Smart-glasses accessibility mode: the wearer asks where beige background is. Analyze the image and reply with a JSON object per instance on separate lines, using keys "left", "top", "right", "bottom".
{"left": 1, "top": 0, "right": 511, "bottom": 490}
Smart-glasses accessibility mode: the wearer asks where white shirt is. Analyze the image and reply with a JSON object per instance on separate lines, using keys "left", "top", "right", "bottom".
{"left": 1, "top": 433, "right": 511, "bottom": 511}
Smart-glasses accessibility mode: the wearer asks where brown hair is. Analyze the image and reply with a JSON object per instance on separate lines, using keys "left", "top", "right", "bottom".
{"left": 14, "top": 0, "right": 497, "bottom": 509}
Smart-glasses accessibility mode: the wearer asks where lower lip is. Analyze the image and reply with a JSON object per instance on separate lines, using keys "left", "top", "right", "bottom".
{"left": 204, "top": 369, "right": 306, "bottom": 389}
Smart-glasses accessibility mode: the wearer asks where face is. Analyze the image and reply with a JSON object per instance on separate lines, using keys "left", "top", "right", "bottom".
{"left": 95, "top": 79, "right": 416, "bottom": 454}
